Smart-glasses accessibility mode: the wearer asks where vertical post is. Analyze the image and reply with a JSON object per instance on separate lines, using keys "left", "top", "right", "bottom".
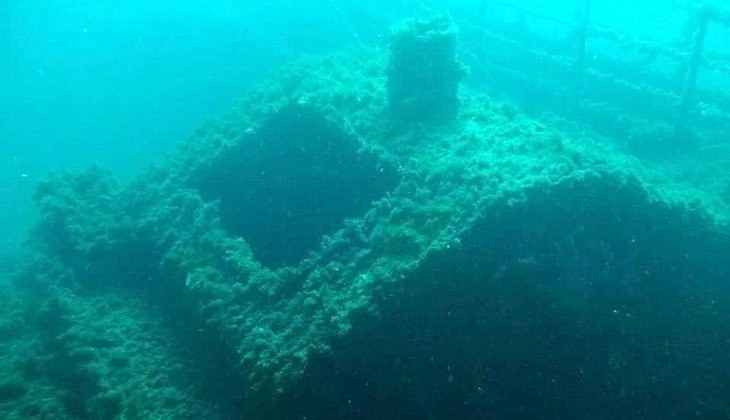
{"left": 515, "top": 10, "right": 528, "bottom": 44}
{"left": 478, "top": 0, "right": 489, "bottom": 19}
{"left": 574, "top": 0, "right": 591, "bottom": 74}
{"left": 677, "top": 8, "right": 709, "bottom": 135}
{"left": 478, "top": 0, "right": 492, "bottom": 63}
{"left": 387, "top": 17, "right": 467, "bottom": 122}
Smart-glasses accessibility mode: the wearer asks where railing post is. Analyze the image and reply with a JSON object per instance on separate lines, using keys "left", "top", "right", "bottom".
{"left": 677, "top": 7, "right": 709, "bottom": 135}
{"left": 574, "top": 0, "right": 591, "bottom": 74}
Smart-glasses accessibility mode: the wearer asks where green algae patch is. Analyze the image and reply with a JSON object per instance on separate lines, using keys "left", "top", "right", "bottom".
{"left": 0, "top": 380, "right": 26, "bottom": 402}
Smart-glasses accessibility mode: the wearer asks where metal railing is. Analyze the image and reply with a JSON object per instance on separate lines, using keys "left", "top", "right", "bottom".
{"left": 467, "top": 0, "right": 730, "bottom": 149}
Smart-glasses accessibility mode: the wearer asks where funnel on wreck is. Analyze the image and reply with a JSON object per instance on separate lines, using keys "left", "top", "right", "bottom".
{"left": 7, "top": 17, "right": 730, "bottom": 419}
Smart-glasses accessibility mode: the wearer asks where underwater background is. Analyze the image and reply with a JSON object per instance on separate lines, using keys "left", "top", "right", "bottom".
{"left": 2, "top": 0, "right": 730, "bottom": 419}
{"left": 2, "top": 0, "right": 714, "bottom": 253}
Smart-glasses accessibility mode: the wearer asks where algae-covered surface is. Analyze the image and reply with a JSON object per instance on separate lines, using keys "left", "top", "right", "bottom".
{"left": 3, "top": 42, "right": 730, "bottom": 419}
